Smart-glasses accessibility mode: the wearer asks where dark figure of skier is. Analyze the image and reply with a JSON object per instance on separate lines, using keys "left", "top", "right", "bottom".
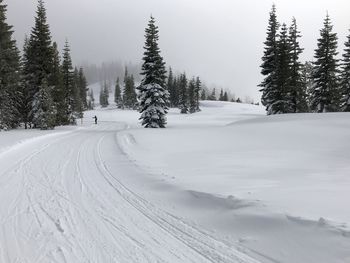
{"left": 93, "top": 115, "right": 97, "bottom": 124}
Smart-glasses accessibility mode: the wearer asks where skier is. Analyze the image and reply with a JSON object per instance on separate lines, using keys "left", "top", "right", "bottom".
{"left": 93, "top": 115, "right": 97, "bottom": 124}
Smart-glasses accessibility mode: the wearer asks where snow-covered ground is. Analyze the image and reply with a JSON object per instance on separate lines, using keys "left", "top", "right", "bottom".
{"left": 0, "top": 93, "right": 349, "bottom": 262}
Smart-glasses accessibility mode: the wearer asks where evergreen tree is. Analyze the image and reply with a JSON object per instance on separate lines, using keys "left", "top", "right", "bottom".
{"left": 51, "top": 42, "right": 66, "bottom": 125}
{"left": 178, "top": 73, "right": 188, "bottom": 114}
{"left": 188, "top": 78, "right": 197, "bottom": 113}
{"left": 207, "top": 88, "right": 216, "bottom": 101}
{"left": 259, "top": 4, "right": 279, "bottom": 114}
{"left": 194, "top": 77, "right": 202, "bottom": 111}
{"left": 288, "top": 18, "right": 308, "bottom": 113}
{"left": 23, "top": 0, "right": 56, "bottom": 127}
{"left": 340, "top": 30, "right": 350, "bottom": 111}
{"left": 123, "top": 74, "right": 137, "bottom": 108}
{"left": 168, "top": 67, "right": 178, "bottom": 107}
{"left": 78, "top": 67, "right": 88, "bottom": 110}
{"left": 114, "top": 77, "right": 123, "bottom": 107}
{"left": 0, "top": 0, "right": 21, "bottom": 130}
{"left": 223, "top": 91, "right": 228, "bottom": 101}
{"left": 72, "top": 67, "right": 83, "bottom": 119}
{"left": 273, "top": 23, "right": 293, "bottom": 114}
{"left": 100, "top": 81, "right": 109, "bottom": 107}
{"left": 310, "top": 15, "right": 340, "bottom": 112}
{"left": 219, "top": 89, "right": 224, "bottom": 101}
{"left": 31, "top": 78, "right": 56, "bottom": 129}
{"left": 137, "top": 16, "right": 169, "bottom": 128}
{"left": 61, "top": 40, "right": 75, "bottom": 124}
{"left": 301, "top": 61, "right": 313, "bottom": 107}
{"left": 200, "top": 89, "right": 206, "bottom": 101}
{"left": 87, "top": 89, "right": 95, "bottom": 110}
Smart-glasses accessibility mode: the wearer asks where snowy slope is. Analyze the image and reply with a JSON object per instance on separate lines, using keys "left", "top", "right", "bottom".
{"left": 0, "top": 98, "right": 349, "bottom": 263}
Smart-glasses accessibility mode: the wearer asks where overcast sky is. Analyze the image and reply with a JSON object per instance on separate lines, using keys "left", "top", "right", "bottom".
{"left": 6, "top": 0, "right": 350, "bottom": 100}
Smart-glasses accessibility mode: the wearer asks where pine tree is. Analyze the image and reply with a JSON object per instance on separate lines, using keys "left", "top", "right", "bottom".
{"left": 188, "top": 78, "right": 197, "bottom": 113}
{"left": 78, "top": 67, "right": 88, "bottom": 110}
{"left": 61, "top": 40, "right": 75, "bottom": 124}
{"left": 301, "top": 61, "right": 313, "bottom": 107}
{"left": 31, "top": 78, "right": 56, "bottom": 129}
{"left": 310, "top": 14, "right": 340, "bottom": 112}
{"left": 123, "top": 74, "right": 137, "bottom": 109}
{"left": 0, "top": 0, "right": 21, "bottom": 130}
{"left": 340, "top": 30, "right": 350, "bottom": 111}
{"left": 178, "top": 73, "right": 188, "bottom": 114}
{"left": 167, "top": 67, "right": 178, "bottom": 107}
{"left": 223, "top": 91, "right": 228, "bottom": 101}
{"left": 137, "top": 16, "right": 169, "bottom": 128}
{"left": 288, "top": 18, "right": 308, "bottom": 113}
{"left": 200, "top": 89, "right": 206, "bottom": 101}
{"left": 219, "top": 89, "right": 224, "bottom": 101}
{"left": 72, "top": 67, "right": 83, "bottom": 119}
{"left": 87, "top": 89, "right": 95, "bottom": 110}
{"left": 194, "top": 77, "right": 202, "bottom": 111}
{"left": 259, "top": 4, "right": 279, "bottom": 114}
{"left": 207, "top": 88, "right": 216, "bottom": 101}
{"left": 100, "top": 81, "right": 109, "bottom": 107}
{"left": 50, "top": 41, "right": 67, "bottom": 126}
{"left": 114, "top": 77, "right": 123, "bottom": 107}
{"left": 272, "top": 23, "right": 293, "bottom": 114}
{"left": 23, "top": 0, "right": 56, "bottom": 128}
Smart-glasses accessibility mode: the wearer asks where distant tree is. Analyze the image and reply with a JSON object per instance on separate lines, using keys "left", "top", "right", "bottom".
{"left": 219, "top": 89, "right": 224, "bottom": 101}
{"left": 194, "top": 77, "right": 202, "bottom": 111}
{"left": 167, "top": 67, "right": 178, "bottom": 107}
{"left": 87, "top": 89, "right": 95, "bottom": 110}
{"left": 223, "top": 91, "right": 228, "bottom": 101}
{"left": 236, "top": 97, "right": 242, "bottom": 103}
{"left": 78, "top": 67, "right": 88, "bottom": 110}
{"left": 72, "top": 67, "right": 83, "bottom": 119}
{"left": 259, "top": 4, "right": 279, "bottom": 114}
{"left": 340, "top": 30, "right": 350, "bottom": 111}
{"left": 301, "top": 61, "right": 313, "bottom": 107}
{"left": 188, "top": 78, "right": 197, "bottom": 113}
{"left": 310, "top": 15, "right": 340, "bottom": 112}
{"left": 123, "top": 73, "right": 137, "bottom": 109}
{"left": 0, "top": 0, "right": 21, "bottom": 130}
{"left": 207, "top": 88, "right": 216, "bottom": 101}
{"left": 200, "top": 89, "right": 206, "bottom": 101}
{"left": 114, "top": 77, "right": 123, "bottom": 107}
{"left": 137, "top": 17, "right": 169, "bottom": 128}
{"left": 178, "top": 73, "right": 189, "bottom": 114}
{"left": 100, "top": 81, "right": 109, "bottom": 107}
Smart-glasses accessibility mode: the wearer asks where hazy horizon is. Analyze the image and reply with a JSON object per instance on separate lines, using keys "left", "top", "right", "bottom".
{"left": 6, "top": 0, "right": 350, "bottom": 100}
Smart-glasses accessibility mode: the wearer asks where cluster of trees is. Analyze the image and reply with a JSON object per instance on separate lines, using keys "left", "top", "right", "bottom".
{"left": 260, "top": 5, "right": 350, "bottom": 115}
{"left": 166, "top": 69, "right": 202, "bottom": 113}
{"left": 112, "top": 68, "right": 138, "bottom": 109}
{"left": 0, "top": 0, "right": 87, "bottom": 130}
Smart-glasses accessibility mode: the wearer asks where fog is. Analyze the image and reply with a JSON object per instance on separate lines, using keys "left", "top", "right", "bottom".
{"left": 6, "top": 0, "right": 350, "bottom": 100}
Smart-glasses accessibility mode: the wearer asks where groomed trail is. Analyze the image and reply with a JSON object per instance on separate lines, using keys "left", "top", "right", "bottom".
{"left": 0, "top": 122, "right": 261, "bottom": 263}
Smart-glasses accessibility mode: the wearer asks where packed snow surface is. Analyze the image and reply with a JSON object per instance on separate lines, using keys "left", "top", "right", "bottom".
{"left": 0, "top": 95, "right": 349, "bottom": 262}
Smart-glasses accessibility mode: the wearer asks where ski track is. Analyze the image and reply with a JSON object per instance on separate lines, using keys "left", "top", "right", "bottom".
{"left": 0, "top": 122, "right": 261, "bottom": 263}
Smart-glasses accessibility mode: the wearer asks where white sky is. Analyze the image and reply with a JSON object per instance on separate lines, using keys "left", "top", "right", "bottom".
{"left": 6, "top": 0, "right": 350, "bottom": 100}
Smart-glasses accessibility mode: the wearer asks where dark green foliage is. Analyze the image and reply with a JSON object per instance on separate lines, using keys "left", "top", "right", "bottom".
{"left": 167, "top": 67, "right": 178, "bottom": 107}
{"left": 61, "top": 41, "right": 76, "bottom": 124}
{"left": 99, "top": 81, "right": 109, "bottom": 107}
{"left": 223, "top": 91, "right": 228, "bottom": 101}
{"left": 200, "top": 89, "right": 206, "bottom": 101}
{"left": 72, "top": 67, "right": 83, "bottom": 119}
{"left": 123, "top": 69, "right": 137, "bottom": 109}
{"left": 31, "top": 78, "right": 56, "bottom": 129}
{"left": 87, "top": 89, "right": 95, "bottom": 110}
{"left": 0, "top": 0, "right": 21, "bottom": 129}
{"left": 138, "top": 16, "right": 169, "bottom": 128}
{"left": 188, "top": 78, "right": 197, "bottom": 113}
{"left": 310, "top": 15, "right": 340, "bottom": 112}
{"left": 194, "top": 77, "right": 202, "bottom": 111}
{"left": 178, "top": 73, "right": 188, "bottom": 114}
{"left": 259, "top": 4, "right": 279, "bottom": 113}
{"left": 340, "top": 30, "right": 350, "bottom": 111}
{"left": 207, "top": 88, "right": 216, "bottom": 101}
{"left": 114, "top": 77, "right": 123, "bottom": 108}
{"left": 78, "top": 67, "right": 88, "bottom": 110}
{"left": 289, "top": 18, "right": 308, "bottom": 113}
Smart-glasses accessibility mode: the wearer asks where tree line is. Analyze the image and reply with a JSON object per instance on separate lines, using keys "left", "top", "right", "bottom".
{"left": 0, "top": 0, "right": 87, "bottom": 130}
{"left": 260, "top": 5, "right": 350, "bottom": 115}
